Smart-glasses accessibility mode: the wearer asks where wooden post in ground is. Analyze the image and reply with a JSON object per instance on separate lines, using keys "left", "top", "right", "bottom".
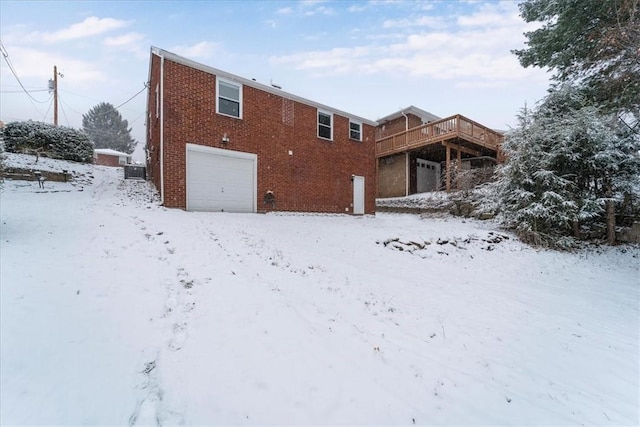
{"left": 456, "top": 145, "right": 461, "bottom": 190}
{"left": 445, "top": 144, "right": 451, "bottom": 192}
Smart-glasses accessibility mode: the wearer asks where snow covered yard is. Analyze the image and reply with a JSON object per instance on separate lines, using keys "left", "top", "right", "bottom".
{"left": 1, "top": 154, "right": 638, "bottom": 426}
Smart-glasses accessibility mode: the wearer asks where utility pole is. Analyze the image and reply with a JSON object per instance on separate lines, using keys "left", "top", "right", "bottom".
{"left": 53, "top": 65, "right": 58, "bottom": 126}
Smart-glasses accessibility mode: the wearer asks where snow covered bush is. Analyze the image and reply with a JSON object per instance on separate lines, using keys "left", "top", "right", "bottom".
{"left": 493, "top": 85, "right": 640, "bottom": 247}
{"left": 3, "top": 120, "right": 94, "bottom": 163}
{"left": 48, "top": 126, "right": 94, "bottom": 163}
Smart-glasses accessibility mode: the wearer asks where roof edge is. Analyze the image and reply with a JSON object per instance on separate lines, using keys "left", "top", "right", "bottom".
{"left": 377, "top": 105, "right": 441, "bottom": 124}
{"left": 150, "top": 46, "right": 377, "bottom": 127}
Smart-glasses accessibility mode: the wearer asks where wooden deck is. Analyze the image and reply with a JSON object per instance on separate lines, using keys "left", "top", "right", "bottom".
{"left": 376, "top": 114, "right": 503, "bottom": 158}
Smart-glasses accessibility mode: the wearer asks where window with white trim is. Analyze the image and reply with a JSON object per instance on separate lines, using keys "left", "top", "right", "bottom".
{"left": 217, "top": 78, "right": 242, "bottom": 118}
{"left": 318, "top": 110, "right": 332, "bottom": 140}
{"left": 349, "top": 120, "right": 362, "bottom": 141}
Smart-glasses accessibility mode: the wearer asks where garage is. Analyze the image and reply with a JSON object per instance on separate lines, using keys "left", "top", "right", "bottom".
{"left": 186, "top": 143, "right": 257, "bottom": 212}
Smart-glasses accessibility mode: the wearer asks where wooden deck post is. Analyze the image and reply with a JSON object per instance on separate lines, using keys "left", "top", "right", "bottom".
{"left": 456, "top": 145, "right": 461, "bottom": 190}
{"left": 445, "top": 144, "right": 451, "bottom": 192}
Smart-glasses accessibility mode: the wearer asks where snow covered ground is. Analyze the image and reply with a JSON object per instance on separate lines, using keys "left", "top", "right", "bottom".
{"left": 1, "top": 153, "right": 639, "bottom": 426}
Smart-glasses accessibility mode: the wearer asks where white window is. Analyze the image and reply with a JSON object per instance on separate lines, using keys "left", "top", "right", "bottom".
{"left": 217, "top": 78, "right": 242, "bottom": 118}
{"left": 349, "top": 120, "right": 362, "bottom": 141}
{"left": 318, "top": 110, "right": 332, "bottom": 140}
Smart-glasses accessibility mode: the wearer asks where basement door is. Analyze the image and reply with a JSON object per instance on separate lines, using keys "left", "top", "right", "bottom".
{"left": 186, "top": 143, "right": 257, "bottom": 212}
{"left": 353, "top": 175, "right": 365, "bottom": 215}
{"left": 417, "top": 158, "right": 441, "bottom": 193}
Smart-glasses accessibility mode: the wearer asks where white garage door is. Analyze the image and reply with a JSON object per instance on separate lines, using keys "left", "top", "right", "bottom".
{"left": 186, "top": 144, "right": 257, "bottom": 212}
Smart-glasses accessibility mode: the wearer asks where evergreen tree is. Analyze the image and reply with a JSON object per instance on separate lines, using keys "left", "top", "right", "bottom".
{"left": 496, "top": 86, "right": 640, "bottom": 247}
{"left": 82, "top": 102, "right": 137, "bottom": 154}
{"left": 513, "top": 0, "right": 639, "bottom": 117}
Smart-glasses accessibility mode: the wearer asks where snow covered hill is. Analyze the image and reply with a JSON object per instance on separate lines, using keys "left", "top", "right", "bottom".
{"left": 1, "top": 154, "right": 638, "bottom": 425}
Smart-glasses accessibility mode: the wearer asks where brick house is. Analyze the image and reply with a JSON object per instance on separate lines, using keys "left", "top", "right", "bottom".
{"left": 375, "top": 106, "right": 504, "bottom": 198}
{"left": 94, "top": 148, "right": 132, "bottom": 167}
{"left": 145, "top": 47, "right": 376, "bottom": 214}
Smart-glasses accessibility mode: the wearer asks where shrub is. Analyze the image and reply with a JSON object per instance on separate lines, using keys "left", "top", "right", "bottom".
{"left": 3, "top": 120, "right": 94, "bottom": 163}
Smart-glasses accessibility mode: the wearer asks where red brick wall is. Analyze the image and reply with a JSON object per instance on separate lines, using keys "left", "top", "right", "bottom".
{"left": 377, "top": 153, "right": 407, "bottom": 198}
{"left": 150, "top": 56, "right": 376, "bottom": 214}
{"left": 377, "top": 114, "right": 424, "bottom": 139}
{"left": 95, "top": 154, "right": 123, "bottom": 167}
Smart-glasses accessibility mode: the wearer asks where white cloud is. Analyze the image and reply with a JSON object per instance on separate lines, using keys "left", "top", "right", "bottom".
{"left": 349, "top": 5, "right": 367, "bottom": 12}
{"left": 36, "top": 17, "right": 133, "bottom": 44}
{"left": 458, "top": 11, "right": 509, "bottom": 27}
{"left": 304, "top": 6, "right": 334, "bottom": 16}
{"left": 269, "top": 3, "right": 546, "bottom": 87}
{"left": 104, "top": 32, "right": 145, "bottom": 47}
{"left": 276, "top": 0, "right": 333, "bottom": 17}
{"left": 454, "top": 80, "right": 514, "bottom": 89}
{"left": 301, "top": 0, "right": 327, "bottom": 6}
{"left": 276, "top": 7, "right": 293, "bottom": 15}
{"left": 369, "top": 0, "right": 405, "bottom": 4}
{"left": 170, "top": 41, "right": 220, "bottom": 60}
{"left": 457, "top": 3, "right": 522, "bottom": 28}
{"left": 303, "top": 32, "right": 329, "bottom": 41}
{"left": 364, "top": 32, "right": 405, "bottom": 41}
{"left": 0, "top": 46, "right": 107, "bottom": 87}
{"left": 270, "top": 46, "right": 375, "bottom": 76}
{"left": 103, "top": 32, "right": 147, "bottom": 59}
{"left": 382, "top": 15, "right": 444, "bottom": 29}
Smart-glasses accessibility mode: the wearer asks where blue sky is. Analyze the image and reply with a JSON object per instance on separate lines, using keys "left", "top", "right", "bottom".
{"left": 1, "top": 0, "right": 551, "bottom": 160}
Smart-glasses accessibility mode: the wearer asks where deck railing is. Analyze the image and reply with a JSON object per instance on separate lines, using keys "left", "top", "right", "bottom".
{"left": 376, "top": 114, "right": 503, "bottom": 157}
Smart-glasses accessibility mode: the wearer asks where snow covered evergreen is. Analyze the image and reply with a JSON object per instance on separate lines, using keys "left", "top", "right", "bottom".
{"left": 494, "top": 85, "right": 640, "bottom": 247}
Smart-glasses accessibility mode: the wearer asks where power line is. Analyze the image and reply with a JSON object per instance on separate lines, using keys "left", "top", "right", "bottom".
{"left": 60, "top": 83, "right": 147, "bottom": 116}
{"left": 58, "top": 92, "right": 71, "bottom": 127}
{"left": 129, "top": 110, "right": 146, "bottom": 125}
{"left": 2, "top": 84, "right": 46, "bottom": 90}
{"left": 59, "top": 88, "right": 104, "bottom": 103}
{"left": 0, "top": 40, "right": 50, "bottom": 104}
{"left": 114, "top": 82, "right": 149, "bottom": 110}
{"left": 68, "top": 82, "right": 148, "bottom": 125}
{"left": 42, "top": 96, "right": 53, "bottom": 122}
{"left": 0, "top": 89, "right": 49, "bottom": 94}
{"left": 59, "top": 96, "right": 85, "bottom": 116}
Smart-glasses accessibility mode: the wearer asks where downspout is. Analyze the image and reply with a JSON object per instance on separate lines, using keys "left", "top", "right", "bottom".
{"left": 401, "top": 110, "right": 409, "bottom": 132}
{"left": 159, "top": 53, "right": 165, "bottom": 205}
{"left": 401, "top": 110, "right": 409, "bottom": 196}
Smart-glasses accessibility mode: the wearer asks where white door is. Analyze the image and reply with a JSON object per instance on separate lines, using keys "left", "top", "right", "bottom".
{"left": 353, "top": 175, "right": 365, "bottom": 215}
{"left": 186, "top": 144, "right": 257, "bottom": 212}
